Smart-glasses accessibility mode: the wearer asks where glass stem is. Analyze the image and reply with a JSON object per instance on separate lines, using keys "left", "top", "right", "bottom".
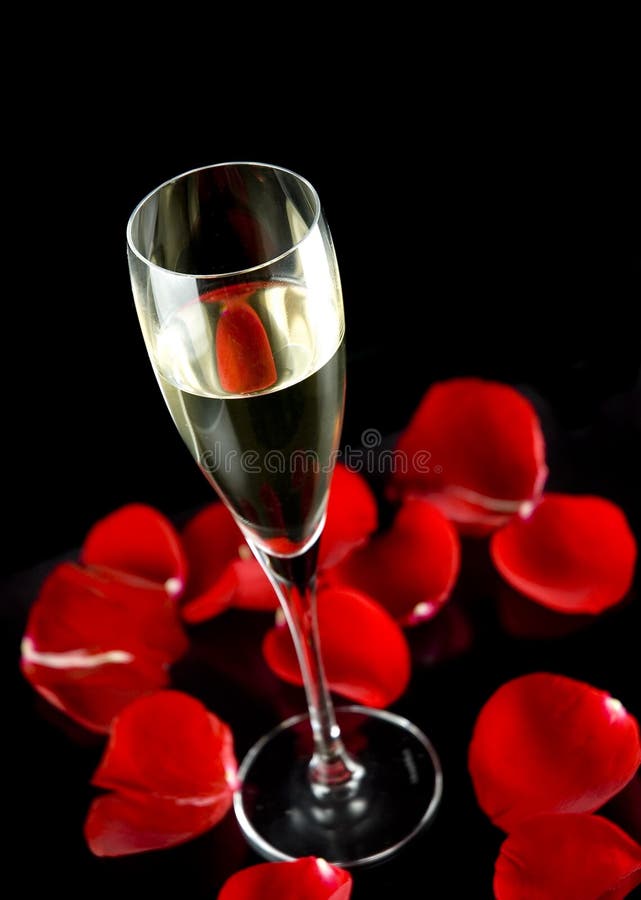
{"left": 254, "top": 538, "right": 363, "bottom": 796}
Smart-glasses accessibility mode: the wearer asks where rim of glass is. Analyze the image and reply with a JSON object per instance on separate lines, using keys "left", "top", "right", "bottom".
{"left": 126, "top": 161, "right": 321, "bottom": 280}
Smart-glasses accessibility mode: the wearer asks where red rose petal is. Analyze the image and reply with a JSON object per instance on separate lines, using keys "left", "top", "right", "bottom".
{"left": 85, "top": 691, "right": 237, "bottom": 856}
{"left": 82, "top": 504, "right": 187, "bottom": 597}
{"left": 329, "top": 499, "right": 460, "bottom": 624}
{"left": 24, "top": 651, "right": 170, "bottom": 736}
{"left": 319, "top": 464, "right": 378, "bottom": 570}
{"left": 182, "top": 503, "right": 245, "bottom": 599}
{"left": 263, "top": 586, "right": 411, "bottom": 708}
{"left": 92, "top": 690, "right": 236, "bottom": 797}
{"left": 490, "top": 494, "right": 637, "bottom": 614}
{"left": 85, "top": 791, "right": 224, "bottom": 857}
{"left": 218, "top": 857, "right": 352, "bottom": 900}
{"left": 25, "top": 564, "right": 187, "bottom": 663}
{"left": 230, "top": 558, "right": 280, "bottom": 611}
{"left": 468, "top": 673, "right": 641, "bottom": 831}
{"left": 390, "top": 378, "right": 547, "bottom": 533}
{"left": 21, "top": 563, "right": 188, "bottom": 732}
{"left": 494, "top": 814, "right": 641, "bottom": 900}
{"left": 181, "top": 504, "right": 277, "bottom": 622}
{"left": 182, "top": 563, "right": 240, "bottom": 623}
{"left": 215, "top": 297, "right": 277, "bottom": 395}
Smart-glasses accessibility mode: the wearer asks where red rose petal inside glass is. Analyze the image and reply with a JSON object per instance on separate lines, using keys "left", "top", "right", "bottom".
{"left": 215, "top": 298, "right": 277, "bottom": 394}
{"left": 491, "top": 493, "right": 637, "bottom": 614}
{"left": 390, "top": 378, "right": 547, "bottom": 532}
{"left": 319, "top": 464, "right": 378, "bottom": 570}
{"left": 82, "top": 503, "right": 187, "bottom": 597}
{"left": 263, "top": 586, "right": 411, "bottom": 708}
{"left": 494, "top": 814, "right": 641, "bottom": 900}
{"left": 218, "top": 857, "right": 352, "bottom": 900}
{"left": 469, "top": 673, "right": 641, "bottom": 832}
{"left": 329, "top": 499, "right": 460, "bottom": 624}
{"left": 181, "top": 503, "right": 277, "bottom": 622}
{"left": 85, "top": 691, "right": 237, "bottom": 856}
{"left": 21, "top": 563, "right": 188, "bottom": 732}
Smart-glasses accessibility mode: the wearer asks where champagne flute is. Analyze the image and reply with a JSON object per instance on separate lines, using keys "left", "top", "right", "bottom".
{"left": 127, "top": 163, "right": 442, "bottom": 865}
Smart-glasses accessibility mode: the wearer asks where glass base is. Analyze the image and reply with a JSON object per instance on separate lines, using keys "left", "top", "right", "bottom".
{"left": 233, "top": 705, "right": 443, "bottom": 867}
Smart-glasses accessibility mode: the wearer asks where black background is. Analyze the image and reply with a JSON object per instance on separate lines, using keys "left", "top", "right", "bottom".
{"left": 4, "top": 86, "right": 641, "bottom": 898}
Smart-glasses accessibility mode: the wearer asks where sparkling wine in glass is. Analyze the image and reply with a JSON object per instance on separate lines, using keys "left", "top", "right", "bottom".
{"left": 127, "top": 163, "right": 442, "bottom": 865}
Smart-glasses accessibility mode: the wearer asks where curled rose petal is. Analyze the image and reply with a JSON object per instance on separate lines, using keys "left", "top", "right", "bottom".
{"left": 263, "top": 587, "right": 411, "bottom": 708}
{"left": 181, "top": 503, "right": 277, "bottom": 622}
{"left": 468, "top": 673, "right": 641, "bottom": 831}
{"left": 218, "top": 857, "right": 352, "bottom": 900}
{"left": 82, "top": 503, "right": 187, "bottom": 598}
{"left": 390, "top": 378, "right": 547, "bottom": 534}
{"left": 494, "top": 814, "right": 641, "bottom": 900}
{"left": 319, "top": 464, "right": 378, "bottom": 570}
{"left": 85, "top": 691, "right": 237, "bottom": 856}
{"left": 490, "top": 494, "right": 637, "bottom": 614}
{"left": 21, "top": 563, "right": 188, "bottom": 732}
{"left": 329, "top": 499, "right": 460, "bottom": 625}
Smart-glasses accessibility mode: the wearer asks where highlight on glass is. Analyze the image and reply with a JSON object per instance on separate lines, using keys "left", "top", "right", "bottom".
{"left": 126, "top": 162, "right": 442, "bottom": 865}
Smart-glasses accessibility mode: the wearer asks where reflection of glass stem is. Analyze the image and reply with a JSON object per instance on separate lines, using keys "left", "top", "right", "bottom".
{"left": 254, "top": 538, "right": 364, "bottom": 796}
